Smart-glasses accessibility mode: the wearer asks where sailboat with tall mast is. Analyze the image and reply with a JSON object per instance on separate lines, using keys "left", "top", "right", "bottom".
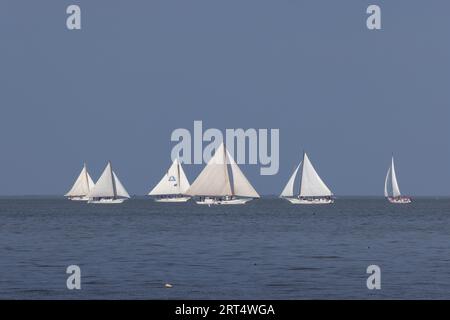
{"left": 87, "top": 161, "right": 130, "bottom": 204}
{"left": 187, "top": 142, "right": 260, "bottom": 205}
{"left": 384, "top": 156, "right": 411, "bottom": 203}
{"left": 280, "top": 152, "right": 334, "bottom": 204}
{"left": 65, "top": 163, "right": 95, "bottom": 201}
{"left": 148, "top": 158, "right": 191, "bottom": 202}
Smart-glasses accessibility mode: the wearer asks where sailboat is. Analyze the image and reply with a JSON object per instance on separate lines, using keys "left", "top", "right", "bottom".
{"left": 186, "top": 142, "right": 260, "bottom": 205}
{"left": 87, "top": 161, "right": 130, "bottom": 204}
{"left": 148, "top": 158, "right": 191, "bottom": 202}
{"left": 384, "top": 156, "right": 411, "bottom": 204}
{"left": 65, "top": 163, "right": 95, "bottom": 201}
{"left": 280, "top": 152, "right": 334, "bottom": 204}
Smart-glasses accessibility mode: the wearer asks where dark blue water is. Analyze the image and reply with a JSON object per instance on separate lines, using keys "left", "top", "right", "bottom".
{"left": 1, "top": 197, "right": 449, "bottom": 299}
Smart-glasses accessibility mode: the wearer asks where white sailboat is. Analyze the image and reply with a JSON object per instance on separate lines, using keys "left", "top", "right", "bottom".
{"left": 186, "top": 143, "right": 260, "bottom": 205}
{"left": 280, "top": 152, "right": 334, "bottom": 204}
{"left": 87, "top": 161, "right": 130, "bottom": 204}
{"left": 148, "top": 158, "right": 191, "bottom": 202}
{"left": 65, "top": 163, "right": 95, "bottom": 201}
{"left": 384, "top": 156, "right": 411, "bottom": 204}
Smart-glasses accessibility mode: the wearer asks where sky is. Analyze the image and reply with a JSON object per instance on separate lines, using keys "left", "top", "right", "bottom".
{"left": 0, "top": 0, "right": 449, "bottom": 196}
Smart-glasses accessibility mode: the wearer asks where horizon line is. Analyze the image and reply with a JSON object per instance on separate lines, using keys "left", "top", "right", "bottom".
{"left": 0, "top": 194, "right": 449, "bottom": 198}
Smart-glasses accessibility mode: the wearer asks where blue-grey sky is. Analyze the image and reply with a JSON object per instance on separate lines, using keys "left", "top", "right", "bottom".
{"left": 0, "top": 1, "right": 449, "bottom": 196}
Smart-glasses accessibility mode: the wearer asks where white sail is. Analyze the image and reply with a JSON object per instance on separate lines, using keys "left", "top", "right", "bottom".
{"left": 384, "top": 166, "right": 391, "bottom": 197}
{"left": 113, "top": 172, "right": 130, "bottom": 198}
{"left": 65, "top": 164, "right": 95, "bottom": 197}
{"left": 149, "top": 159, "right": 190, "bottom": 196}
{"left": 88, "top": 162, "right": 115, "bottom": 198}
{"left": 299, "top": 153, "right": 333, "bottom": 197}
{"left": 385, "top": 157, "right": 402, "bottom": 198}
{"left": 186, "top": 143, "right": 232, "bottom": 196}
{"left": 226, "top": 149, "right": 260, "bottom": 198}
{"left": 280, "top": 162, "right": 301, "bottom": 198}
{"left": 187, "top": 143, "right": 258, "bottom": 198}
{"left": 88, "top": 162, "right": 129, "bottom": 199}
{"left": 178, "top": 162, "right": 190, "bottom": 194}
{"left": 390, "top": 157, "right": 401, "bottom": 197}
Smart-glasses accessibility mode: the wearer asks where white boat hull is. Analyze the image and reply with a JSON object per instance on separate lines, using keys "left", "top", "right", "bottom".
{"left": 387, "top": 197, "right": 411, "bottom": 204}
{"left": 88, "top": 198, "right": 127, "bottom": 204}
{"left": 284, "top": 197, "right": 334, "bottom": 205}
{"left": 154, "top": 196, "right": 191, "bottom": 203}
{"left": 67, "top": 196, "right": 89, "bottom": 201}
{"left": 196, "top": 198, "right": 253, "bottom": 205}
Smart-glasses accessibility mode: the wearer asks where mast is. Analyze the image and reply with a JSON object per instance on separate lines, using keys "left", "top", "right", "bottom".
{"left": 224, "top": 143, "right": 233, "bottom": 196}
{"left": 109, "top": 161, "right": 117, "bottom": 198}
{"left": 298, "top": 151, "right": 306, "bottom": 196}
{"left": 84, "top": 162, "right": 90, "bottom": 192}
{"left": 176, "top": 159, "right": 181, "bottom": 194}
{"left": 390, "top": 156, "right": 401, "bottom": 197}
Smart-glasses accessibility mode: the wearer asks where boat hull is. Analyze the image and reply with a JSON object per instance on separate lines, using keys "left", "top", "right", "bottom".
{"left": 154, "top": 196, "right": 191, "bottom": 203}
{"left": 387, "top": 197, "right": 411, "bottom": 204}
{"left": 196, "top": 198, "right": 253, "bottom": 205}
{"left": 88, "top": 198, "right": 127, "bottom": 204}
{"left": 67, "top": 196, "right": 89, "bottom": 201}
{"left": 285, "top": 197, "right": 334, "bottom": 205}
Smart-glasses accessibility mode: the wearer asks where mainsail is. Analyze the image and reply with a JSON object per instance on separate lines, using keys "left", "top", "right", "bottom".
{"left": 384, "top": 157, "right": 401, "bottom": 197}
{"left": 187, "top": 143, "right": 259, "bottom": 198}
{"left": 280, "top": 153, "right": 332, "bottom": 198}
{"left": 65, "top": 163, "right": 95, "bottom": 197}
{"left": 149, "top": 159, "right": 190, "bottom": 196}
{"left": 88, "top": 162, "right": 130, "bottom": 199}
{"left": 299, "top": 153, "right": 333, "bottom": 197}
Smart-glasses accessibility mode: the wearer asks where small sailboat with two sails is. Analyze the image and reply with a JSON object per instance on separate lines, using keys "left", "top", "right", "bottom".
{"left": 384, "top": 156, "right": 411, "bottom": 204}
{"left": 148, "top": 158, "right": 191, "bottom": 202}
{"left": 186, "top": 143, "right": 260, "bottom": 205}
{"left": 280, "top": 152, "right": 334, "bottom": 204}
{"left": 65, "top": 163, "right": 95, "bottom": 201}
{"left": 87, "top": 161, "right": 130, "bottom": 204}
